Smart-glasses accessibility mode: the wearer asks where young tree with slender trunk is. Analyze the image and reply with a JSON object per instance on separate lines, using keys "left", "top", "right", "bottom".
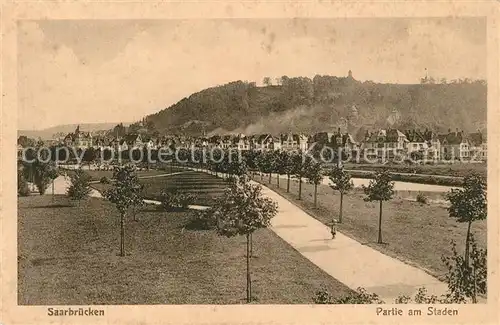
{"left": 243, "top": 150, "right": 259, "bottom": 179}
{"left": 131, "top": 182, "right": 145, "bottom": 222}
{"left": 442, "top": 235, "right": 486, "bottom": 303}
{"left": 255, "top": 152, "right": 266, "bottom": 181}
{"left": 306, "top": 161, "right": 324, "bottom": 208}
{"left": 282, "top": 151, "right": 294, "bottom": 193}
{"left": 275, "top": 150, "right": 290, "bottom": 189}
{"left": 328, "top": 166, "right": 354, "bottom": 223}
{"left": 32, "top": 160, "right": 56, "bottom": 195}
{"left": 83, "top": 147, "right": 96, "bottom": 170}
{"left": 17, "top": 167, "right": 30, "bottom": 197}
{"left": 66, "top": 169, "right": 92, "bottom": 206}
{"left": 104, "top": 165, "right": 143, "bottom": 257}
{"left": 213, "top": 175, "right": 278, "bottom": 303}
{"left": 446, "top": 173, "right": 487, "bottom": 266}
{"left": 362, "top": 170, "right": 394, "bottom": 244}
{"left": 44, "top": 163, "right": 59, "bottom": 201}
{"left": 292, "top": 151, "right": 313, "bottom": 200}
{"left": 263, "top": 151, "right": 276, "bottom": 184}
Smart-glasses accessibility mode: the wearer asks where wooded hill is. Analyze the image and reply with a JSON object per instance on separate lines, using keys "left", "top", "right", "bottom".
{"left": 145, "top": 75, "right": 487, "bottom": 139}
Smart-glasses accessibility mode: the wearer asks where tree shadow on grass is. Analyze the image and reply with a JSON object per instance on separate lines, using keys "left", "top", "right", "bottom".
{"left": 31, "top": 204, "right": 74, "bottom": 209}
{"left": 140, "top": 207, "right": 164, "bottom": 213}
{"left": 182, "top": 218, "right": 215, "bottom": 231}
{"left": 363, "top": 241, "right": 390, "bottom": 247}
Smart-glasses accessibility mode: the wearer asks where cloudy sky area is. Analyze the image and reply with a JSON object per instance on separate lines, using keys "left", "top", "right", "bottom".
{"left": 18, "top": 18, "right": 486, "bottom": 130}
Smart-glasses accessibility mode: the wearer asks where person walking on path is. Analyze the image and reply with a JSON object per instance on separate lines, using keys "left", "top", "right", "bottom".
{"left": 331, "top": 219, "right": 338, "bottom": 239}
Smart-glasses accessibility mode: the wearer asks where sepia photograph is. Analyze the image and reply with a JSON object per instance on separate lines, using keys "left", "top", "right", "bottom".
{"left": 2, "top": 2, "right": 498, "bottom": 324}
{"left": 15, "top": 17, "right": 489, "bottom": 306}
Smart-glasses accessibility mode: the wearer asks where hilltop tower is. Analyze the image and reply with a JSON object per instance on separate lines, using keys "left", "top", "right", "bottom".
{"left": 348, "top": 70, "right": 353, "bottom": 78}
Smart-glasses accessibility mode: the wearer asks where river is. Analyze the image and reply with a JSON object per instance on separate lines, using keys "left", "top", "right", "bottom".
{"left": 264, "top": 173, "right": 458, "bottom": 193}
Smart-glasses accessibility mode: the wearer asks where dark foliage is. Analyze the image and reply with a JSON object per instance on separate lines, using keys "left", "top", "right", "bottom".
{"left": 145, "top": 77, "right": 486, "bottom": 136}
{"left": 100, "top": 176, "right": 110, "bottom": 184}
{"left": 17, "top": 172, "right": 30, "bottom": 197}
{"left": 416, "top": 192, "right": 428, "bottom": 204}
{"left": 185, "top": 209, "right": 218, "bottom": 230}
{"left": 313, "top": 287, "right": 384, "bottom": 304}
{"left": 160, "top": 188, "right": 195, "bottom": 211}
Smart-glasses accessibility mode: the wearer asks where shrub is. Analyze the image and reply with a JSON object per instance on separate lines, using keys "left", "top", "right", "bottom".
{"left": 160, "top": 190, "right": 177, "bottom": 211}
{"left": 394, "top": 287, "right": 443, "bottom": 304}
{"left": 67, "top": 169, "right": 92, "bottom": 204}
{"left": 333, "top": 287, "right": 385, "bottom": 304}
{"left": 178, "top": 192, "right": 195, "bottom": 209}
{"left": 160, "top": 188, "right": 195, "bottom": 211}
{"left": 100, "top": 176, "right": 110, "bottom": 184}
{"left": 313, "top": 287, "right": 384, "bottom": 304}
{"left": 185, "top": 209, "right": 218, "bottom": 230}
{"left": 394, "top": 295, "right": 412, "bottom": 304}
{"left": 312, "top": 287, "right": 334, "bottom": 304}
{"left": 416, "top": 192, "right": 428, "bottom": 204}
{"left": 33, "top": 163, "right": 56, "bottom": 195}
{"left": 441, "top": 236, "right": 486, "bottom": 303}
{"left": 17, "top": 173, "right": 30, "bottom": 197}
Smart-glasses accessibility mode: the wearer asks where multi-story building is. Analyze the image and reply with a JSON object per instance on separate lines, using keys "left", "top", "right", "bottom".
{"left": 309, "top": 132, "right": 335, "bottom": 147}
{"left": 468, "top": 131, "right": 487, "bottom": 161}
{"left": 220, "top": 135, "right": 233, "bottom": 149}
{"left": 330, "top": 129, "right": 360, "bottom": 151}
{"left": 253, "top": 134, "right": 281, "bottom": 151}
{"left": 404, "top": 130, "right": 428, "bottom": 154}
{"left": 232, "top": 134, "right": 250, "bottom": 151}
{"left": 362, "top": 129, "right": 408, "bottom": 160}
{"left": 423, "top": 130, "right": 441, "bottom": 161}
{"left": 439, "top": 129, "right": 470, "bottom": 160}
{"left": 110, "top": 133, "right": 143, "bottom": 152}
{"left": 280, "top": 133, "right": 309, "bottom": 151}
{"left": 207, "top": 135, "right": 222, "bottom": 149}
{"left": 93, "top": 136, "right": 114, "bottom": 151}
{"left": 63, "top": 125, "right": 93, "bottom": 149}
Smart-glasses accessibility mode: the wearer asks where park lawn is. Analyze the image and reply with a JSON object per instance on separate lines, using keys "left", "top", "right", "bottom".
{"left": 92, "top": 171, "right": 228, "bottom": 206}
{"left": 75, "top": 167, "right": 186, "bottom": 182}
{"left": 18, "top": 195, "right": 352, "bottom": 304}
{"left": 257, "top": 176, "right": 487, "bottom": 280}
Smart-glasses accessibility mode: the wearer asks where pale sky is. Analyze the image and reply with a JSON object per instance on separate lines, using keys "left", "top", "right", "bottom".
{"left": 18, "top": 18, "right": 486, "bottom": 130}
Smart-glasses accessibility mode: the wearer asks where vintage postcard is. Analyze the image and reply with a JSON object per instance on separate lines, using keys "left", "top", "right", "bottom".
{"left": 1, "top": 1, "right": 499, "bottom": 324}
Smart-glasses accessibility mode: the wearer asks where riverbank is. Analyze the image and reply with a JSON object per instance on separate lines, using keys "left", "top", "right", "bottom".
{"left": 340, "top": 162, "right": 486, "bottom": 182}
{"left": 344, "top": 169, "right": 464, "bottom": 187}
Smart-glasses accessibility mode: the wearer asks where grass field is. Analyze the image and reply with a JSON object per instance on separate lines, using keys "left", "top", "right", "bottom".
{"left": 92, "top": 170, "right": 227, "bottom": 206}
{"left": 65, "top": 166, "right": 186, "bottom": 182}
{"left": 255, "top": 176, "right": 487, "bottom": 279}
{"left": 18, "top": 195, "right": 352, "bottom": 304}
{"left": 342, "top": 162, "right": 487, "bottom": 178}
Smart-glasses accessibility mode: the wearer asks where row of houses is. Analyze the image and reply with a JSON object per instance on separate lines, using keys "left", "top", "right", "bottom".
{"left": 48, "top": 125, "right": 487, "bottom": 161}
{"left": 361, "top": 128, "right": 487, "bottom": 161}
{"left": 56, "top": 126, "right": 311, "bottom": 153}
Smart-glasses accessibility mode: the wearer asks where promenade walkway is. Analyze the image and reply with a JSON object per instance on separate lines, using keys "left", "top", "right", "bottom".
{"left": 260, "top": 183, "right": 448, "bottom": 302}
